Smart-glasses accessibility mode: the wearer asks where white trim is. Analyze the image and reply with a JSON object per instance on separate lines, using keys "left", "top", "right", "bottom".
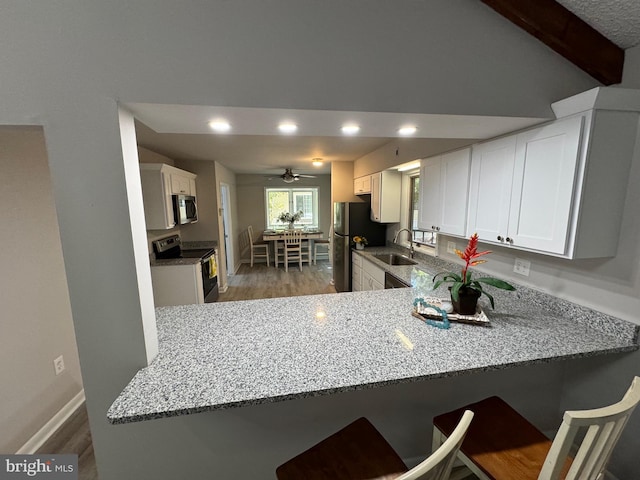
{"left": 16, "top": 390, "right": 85, "bottom": 454}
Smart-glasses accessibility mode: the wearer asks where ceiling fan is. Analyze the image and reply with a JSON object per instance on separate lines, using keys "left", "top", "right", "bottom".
{"left": 277, "top": 168, "right": 316, "bottom": 183}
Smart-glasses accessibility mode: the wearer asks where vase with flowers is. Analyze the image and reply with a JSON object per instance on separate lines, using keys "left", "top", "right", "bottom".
{"left": 353, "top": 236, "right": 368, "bottom": 250}
{"left": 278, "top": 210, "right": 303, "bottom": 230}
{"left": 433, "top": 233, "right": 515, "bottom": 314}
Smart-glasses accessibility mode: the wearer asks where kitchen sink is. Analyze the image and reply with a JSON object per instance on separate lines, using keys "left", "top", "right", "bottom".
{"left": 372, "top": 254, "right": 417, "bottom": 266}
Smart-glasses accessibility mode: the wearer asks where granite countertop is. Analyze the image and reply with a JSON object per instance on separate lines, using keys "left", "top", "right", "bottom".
{"left": 108, "top": 249, "right": 638, "bottom": 424}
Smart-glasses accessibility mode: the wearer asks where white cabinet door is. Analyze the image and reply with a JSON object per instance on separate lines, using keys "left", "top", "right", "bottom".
{"left": 419, "top": 148, "right": 470, "bottom": 236}
{"left": 508, "top": 116, "right": 583, "bottom": 254}
{"left": 354, "top": 175, "right": 371, "bottom": 195}
{"left": 440, "top": 149, "right": 471, "bottom": 236}
{"left": 467, "top": 116, "right": 582, "bottom": 254}
{"left": 370, "top": 171, "right": 401, "bottom": 223}
{"left": 351, "top": 252, "right": 362, "bottom": 291}
{"left": 467, "top": 136, "right": 516, "bottom": 243}
{"left": 361, "top": 257, "right": 384, "bottom": 291}
{"left": 171, "top": 174, "right": 193, "bottom": 195}
{"left": 151, "top": 263, "right": 203, "bottom": 306}
{"left": 418, "top": 158, "right": 441, "bottom": 231}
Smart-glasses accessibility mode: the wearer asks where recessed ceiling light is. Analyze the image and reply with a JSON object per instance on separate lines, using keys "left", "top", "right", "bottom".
{"left": 312, "top": 158, "right": 323, "bottom": 167}
{"left": 398, "top": 125, "right": 417, "bottom": 136}
{"left": 208, "top": 120, "right": 231, "bottom": 132}
{"left": 278, "top": 122, "right": 298, "bottom": 134}
{"left": 341, "top": 124, "right": 360, "bottom": 135}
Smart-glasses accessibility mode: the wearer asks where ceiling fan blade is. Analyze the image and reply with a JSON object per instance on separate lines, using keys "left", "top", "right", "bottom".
{"left": 298, "top": 174, "right": 316, "bottom": 178}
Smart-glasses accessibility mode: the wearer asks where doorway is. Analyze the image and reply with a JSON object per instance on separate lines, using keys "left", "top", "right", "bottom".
{"left": 220, "top": 182, "right": 234, "bottom": 275}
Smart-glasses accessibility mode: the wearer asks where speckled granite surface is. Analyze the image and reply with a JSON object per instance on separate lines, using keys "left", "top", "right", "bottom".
{"left": 108, "top": 249, "right": 638, "bottom": 424}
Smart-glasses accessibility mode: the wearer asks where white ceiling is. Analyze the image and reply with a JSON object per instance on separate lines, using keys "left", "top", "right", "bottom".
{"left": 131, "top": 2, "right": 640, "bottom": 175}
{"left": 131, "top": 104, "right": 545, "bottom": 175}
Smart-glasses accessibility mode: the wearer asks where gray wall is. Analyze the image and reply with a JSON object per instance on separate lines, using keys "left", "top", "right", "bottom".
{"left": 0, "top": 128, "right": 83, "bottom": 453}
{"left": 3, "top": 1, "right": 629, "bottom": 478}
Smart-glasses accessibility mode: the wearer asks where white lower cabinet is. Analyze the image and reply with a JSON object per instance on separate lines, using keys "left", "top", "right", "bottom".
{"left": 352, "top": 252, "right": 363, "bottom": 291}
{"left": 361, "top": 257, "right": 384, "bottom": 291}
{"left": 151, "top": 264, "right": 204, "bottom": 306}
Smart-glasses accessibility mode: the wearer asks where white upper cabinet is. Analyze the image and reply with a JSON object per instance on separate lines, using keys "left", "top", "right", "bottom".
{"left": 467, "top": 104, "right": 638, "bottom": 258}
{"left": 418, "top": 148, "right": 471, "bottom": 236}
{"left": 140, "top": 163, "right": 197, "bottom": 230}
{"left": 468, "top": 117, "right": 582, "bottom": 255}
{"left": 467, "top": 136, "right": 516, "bottom": 243}
{"left": 170, "top": 174, "right": 196, "bottom": 196}
{"left": 354, "top": 175, "right": 371, "bottom": 195}
{"left": 508, "top": 116, "right": 582, "bottom": 254}
{"left": 370, "top": 171, "right": 401, "bottom": 223}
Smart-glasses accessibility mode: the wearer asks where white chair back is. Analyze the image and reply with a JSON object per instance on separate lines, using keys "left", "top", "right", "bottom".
{"left": 247, "top": 225, "right": 256, "bottom": 246}
{"left": 284, "top": 229, "right": 301, "bottom": 245}
{"left": 539, "top": 376, "right": 640, "bottom": 480}
{"left": 398, "top": 410, "right": 473, "bottom": 480}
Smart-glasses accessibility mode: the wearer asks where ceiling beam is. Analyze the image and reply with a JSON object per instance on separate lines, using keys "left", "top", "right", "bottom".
{"left": 480, "top": 0, "right": 624, "bottom": 85}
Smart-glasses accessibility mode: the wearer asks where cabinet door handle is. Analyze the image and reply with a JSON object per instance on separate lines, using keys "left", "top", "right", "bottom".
{"left": 497, "top": 235, "right": 503, "bottom": 241}
{"left": 506, "top": 237, "right": 513, "bottom": 244}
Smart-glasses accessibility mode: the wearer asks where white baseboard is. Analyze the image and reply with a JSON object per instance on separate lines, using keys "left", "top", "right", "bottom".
{"left": 16, "top": 389, "right": 85, "bottom": 454}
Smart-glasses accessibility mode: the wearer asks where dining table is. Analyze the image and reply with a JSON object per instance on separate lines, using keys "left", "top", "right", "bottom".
{"left": 262, "top": 229, "right": 324, "bottom": 267}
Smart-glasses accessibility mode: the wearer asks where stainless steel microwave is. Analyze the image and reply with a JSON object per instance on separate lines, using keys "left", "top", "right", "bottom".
{"left": 173, "top": 194, "right": 198, "bottom": 225}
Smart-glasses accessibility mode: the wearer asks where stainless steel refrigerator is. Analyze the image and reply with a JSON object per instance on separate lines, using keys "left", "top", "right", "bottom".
{"left": 333, "top": 202, "right": 387, "bottom": 292}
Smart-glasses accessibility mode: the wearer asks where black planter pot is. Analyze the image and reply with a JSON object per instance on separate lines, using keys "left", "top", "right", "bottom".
{"left": 450, "top": 287, "right": 481, "bottom": 315}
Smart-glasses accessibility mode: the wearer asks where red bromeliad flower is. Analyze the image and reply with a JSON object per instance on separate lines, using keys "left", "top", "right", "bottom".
{"left": 455, "top": 233, "right": 491, "bottom": 283}
{"left": 432, "top": 233, "right": 515, "bottom": 310}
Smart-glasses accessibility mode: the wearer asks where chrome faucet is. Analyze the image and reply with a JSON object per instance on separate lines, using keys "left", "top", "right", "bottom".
{"left": 393, "top": 228, "right": 415, "bottom": 258}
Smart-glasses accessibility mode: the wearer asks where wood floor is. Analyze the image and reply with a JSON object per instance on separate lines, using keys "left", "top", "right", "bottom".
{"left": 36, "top": 402, "right": 98, "bottom": 480}
{"left": 218, "top": 259, "right": 336, "bottom": 301}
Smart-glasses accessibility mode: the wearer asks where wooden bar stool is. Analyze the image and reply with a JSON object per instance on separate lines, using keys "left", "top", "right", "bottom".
{"left": 276, "top": 411, "right": 474, "bottom": 480}
{"left": 432, "top": 376, "right": 640, "bottom": 480}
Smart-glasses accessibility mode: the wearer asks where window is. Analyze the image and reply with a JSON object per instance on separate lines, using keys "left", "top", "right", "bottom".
{"left": 265, "top": 187, "right": 319, "bottom": 229}
{"left": 408, "top": 174, "right": 436, "bottom": 246}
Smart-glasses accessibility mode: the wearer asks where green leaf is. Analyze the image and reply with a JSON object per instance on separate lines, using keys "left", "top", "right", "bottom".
{"left": 450, "top": 282, "right": 462, "bottom": 302}
{"left": 475, "top": 277, "right": 516, "bottom": 291}
{"left": 432, "top": 272, "right": 462, "bottom": 283}
{"left": 481, "top": 289, "right": 496, "bottom": 309}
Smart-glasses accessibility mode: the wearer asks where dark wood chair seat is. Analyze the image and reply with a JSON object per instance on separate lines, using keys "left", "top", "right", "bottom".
{"left": 276, "top": 417, "right": 409, "bottom": 480}
{"left": 433, "top": 396, "right": 571, "bottom": 480}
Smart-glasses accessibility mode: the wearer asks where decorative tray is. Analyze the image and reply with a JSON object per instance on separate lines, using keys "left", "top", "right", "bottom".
{"left": 412, "top": 297, "right": 490, "bottom": 327}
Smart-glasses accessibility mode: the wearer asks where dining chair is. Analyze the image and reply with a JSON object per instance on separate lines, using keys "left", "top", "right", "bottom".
{"left": 276, "top": 411, "right": 474, "bottom": 480}
{"left": 313, "top": 226, "right": 332, "bottom": 264}
{"left": 432, "top": 376, "right": 640, "bottom": 480}
{"left": 284, "top": 229, "right": 303, "bottom": 272}
{"left": 247, "top": 225, "right": 269, "bottom": 267}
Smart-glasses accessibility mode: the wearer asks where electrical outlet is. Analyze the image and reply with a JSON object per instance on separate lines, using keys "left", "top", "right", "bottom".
{"left": 54, "top": 355, "right": 65, "bottom": 376}
{"left": 513, "top": 258, "right": 531, "bottom": 276}
{"left": 447, "top": 241, "right": 457, "bottom": 254}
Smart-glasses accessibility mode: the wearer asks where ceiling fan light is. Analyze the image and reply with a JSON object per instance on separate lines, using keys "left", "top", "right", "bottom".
{"left": 312, "top": 158, "right": 323, "bottom": 167}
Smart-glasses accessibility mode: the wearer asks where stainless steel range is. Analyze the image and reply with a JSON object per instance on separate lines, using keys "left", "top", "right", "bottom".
{"left": 153, "top": 235, "right": 218, "bottom": 303}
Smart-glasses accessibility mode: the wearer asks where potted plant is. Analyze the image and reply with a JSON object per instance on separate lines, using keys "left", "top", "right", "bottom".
{"left": 433, "top": 233, "right": 515, "bottom": 314}
{"left": 353, "top": 236, "right": 368, "bottom": 250}
{"left": 278, "top": 210, "right": 303, "bottom": 230}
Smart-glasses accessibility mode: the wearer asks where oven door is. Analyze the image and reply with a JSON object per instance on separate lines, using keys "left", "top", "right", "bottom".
{"left": 201, "top": 253, "right": 218, "bottom": 302}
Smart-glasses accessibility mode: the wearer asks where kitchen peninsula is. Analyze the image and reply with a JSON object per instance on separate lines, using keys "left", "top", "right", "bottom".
{"left": 107, "top": 250, "right": 638, "bottom": 424}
